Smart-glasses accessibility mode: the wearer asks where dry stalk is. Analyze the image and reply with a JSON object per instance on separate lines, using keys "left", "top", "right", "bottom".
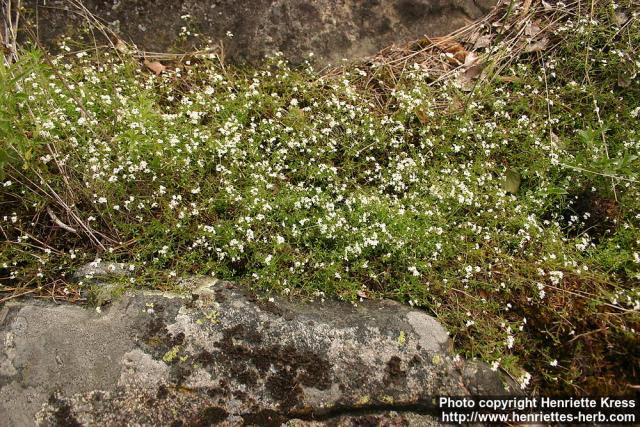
{"left": 46, "top": 206, "right": 78, "bottom": 234}
{"left": 320, "top": 0, "right": 582, "bottom": 112}
{"left": 1, "top": 0, "right": 20, "bottom": 64}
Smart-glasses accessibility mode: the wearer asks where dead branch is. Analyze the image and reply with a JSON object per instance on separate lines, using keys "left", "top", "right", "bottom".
{"left": 46, "top": 206, "right": 78, "bottom": 234}
{"left": 1, "top": 0, "right": 20, "bottom": 64}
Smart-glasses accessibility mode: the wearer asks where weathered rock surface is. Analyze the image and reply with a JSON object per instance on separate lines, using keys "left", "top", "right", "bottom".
{"left": 0, "top": 277, "right": 514, "bottom": 426}
{"left": 23, "top": 0, "right": 496, "bottom": 64}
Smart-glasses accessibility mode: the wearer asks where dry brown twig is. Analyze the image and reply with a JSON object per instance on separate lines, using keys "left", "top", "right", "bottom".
{"left": 1, "top": 0, "right": 20, "bottom": 64}
{"left": 34, "top": 0, "right": 225, "bottom": 68}
{"left": 319, "top": 0, "right": 580, "bottom": 112}
{"left": 46, "top": 206, "right": 78, "bottom": 234}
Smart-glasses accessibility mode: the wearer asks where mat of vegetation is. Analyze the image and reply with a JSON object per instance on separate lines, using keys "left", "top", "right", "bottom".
{"left": 1, "top": 0, "right": 639, "bottom": 396}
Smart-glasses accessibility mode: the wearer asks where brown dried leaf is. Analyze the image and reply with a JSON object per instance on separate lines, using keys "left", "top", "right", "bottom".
{"left": 412, "top": 37, "right": 432, "bottom": 50}
{"left": 432, "top": 37, "right": 468, "bottom": 64}
{"left": 415, "top": 109, "right": 429, "bottom": 124}
{"left": 464, "top": 63, "right": 485, "bottom": 80}
{"left": 357, "top": 290, "right": 370, "bottom": 299}
{"left": 115, "top": 39, "right": 129, "bottom": 54}
{"left": 618, "top": 73, "right": 632, "bottom": 88}
{"left": 458, "top": 77, "right": 475, "bottom": 92}
{"left": 448, "top": 97, "right": 465, "bottom": 113}
{"left": 464, "top": 52, "right": 479, "bottom": 68}
{"left": 144, "top": 59, "right": 166, "bottom": 75}
{"left": 614, "top": 11, "right": 629, "bottom": 26}
{"left": 524, "top": 21, "right": 541, "bottom": 37}
{"left": 496, "top": 75, "right": 522, "bottom": 83}
{"left": 524, "top": 37, "right": 549, "bottom": 53}
{"left": 458, "top": 65, "right": 484, "bottom": 92}
{"left": 473, "top": 35, "right": 493, "bottom": 50}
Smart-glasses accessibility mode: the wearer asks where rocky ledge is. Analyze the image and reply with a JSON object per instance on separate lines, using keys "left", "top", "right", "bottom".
{"left": 23, "top": 0, "right": 496, "bottom": 64}
{"left": 1, "top": 277, "right": 515, "bottom": 426}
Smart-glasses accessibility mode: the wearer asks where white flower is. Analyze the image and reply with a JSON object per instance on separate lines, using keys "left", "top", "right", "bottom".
{"left": 549, "top": 270, "right": 563, "bottom": 285}
{"left": 518, "top": 371, "right": 532, "bottom": 389}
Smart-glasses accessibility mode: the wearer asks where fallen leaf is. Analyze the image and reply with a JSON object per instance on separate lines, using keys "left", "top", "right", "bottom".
{"left": 115, "top": 39, "right": 129, "bottom": 54}
{"left": 415, "top": 109, "right": 429, "bottom": 124}
{"left": 549, "top": 131, "right": 567, "bottom": 149}
{"left": 458, "top": 59, "right": 486, "bottom": 90}
{"left": 432, "top": 37, "right": 467, "bottom": 64}
{"left": 412, "top": 37, "right": 431, "bottom": 50}
{"left": 524, "top": 21, "right": 541, "bottom": 37}
{"left": 464, "top": 51, "right": 478, "bottom": 68}
{"left": 524, "top": 37, "right": 548, "bottom": 53}
{"left": 458, "top": 77, "right": 475, "bottom": 92}
{"left": 473, "top": 34, "right": 493, "bottom": 50}
{"left": 614, "top": 11, "right": 629, "bottom": 25}
{"left": 144, "top": 59, "right": 166, "bottom": 75}
{"left": 503, "top": 169, "right": 521, "bottom": 194}
{"left": 618, "top": 73, "right": 631, "bottom": 88}
{"left": 448, "top": 98, "right": 465, "bottom": 113}
{"left": 466, "top": 63, "right": 485, "bottom": 79}
{"left": 357, "top": 290, "right": 370, "bottom": 299}
{"left": 496, "top": 75, "right": 522, "bottom": 83}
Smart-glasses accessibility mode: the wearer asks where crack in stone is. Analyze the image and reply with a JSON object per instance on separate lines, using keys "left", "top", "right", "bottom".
{"left": 259, "top": 400, "right": 441, "bottom": 423}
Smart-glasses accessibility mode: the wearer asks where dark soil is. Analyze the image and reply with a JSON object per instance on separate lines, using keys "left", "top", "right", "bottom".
{"left": 561, "top": 189, "right": 619, "bottom": 240}
{"left": 510, "top": 274, "right": 640, "bottom": 395}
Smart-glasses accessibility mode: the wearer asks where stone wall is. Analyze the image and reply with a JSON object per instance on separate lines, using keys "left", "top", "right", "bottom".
{"left": 1, "top": 277, "right": 515, "bottom": 426}
{"left": 22, "top": 0, "right": 495, "bottom": 64}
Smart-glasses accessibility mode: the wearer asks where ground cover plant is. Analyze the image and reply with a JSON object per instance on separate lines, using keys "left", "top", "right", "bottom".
{"left": 1, "top": 0, "right": 639, "bottom": 395}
